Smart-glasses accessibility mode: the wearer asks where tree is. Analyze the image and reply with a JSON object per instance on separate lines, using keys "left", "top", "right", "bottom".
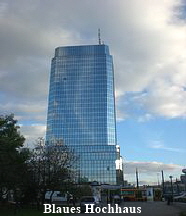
{"left": 28, "top": 139, "right": 77, "bottom": 206}
{"left": 72, "top": 185, "right": 92, "bottom": 200}
{"left": 0, "top": 114, "right": 27, "bottom": 202}
{"left": 0, "top": 114, "right": 78, "bottom": 206}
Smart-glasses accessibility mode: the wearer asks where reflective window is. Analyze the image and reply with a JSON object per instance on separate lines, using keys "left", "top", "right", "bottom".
{"left": 46, "top": 45, "right": 117, "bottom": 185}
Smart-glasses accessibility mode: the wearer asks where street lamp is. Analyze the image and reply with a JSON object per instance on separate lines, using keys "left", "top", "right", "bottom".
{"left": 169, "top": 176, "right": 173, "bottom": 202}
{"left": 182, "top": 169, "right": 186, "bottom": 192}
{"left": 157, "top": 172, "right": 160, "bottom": 186}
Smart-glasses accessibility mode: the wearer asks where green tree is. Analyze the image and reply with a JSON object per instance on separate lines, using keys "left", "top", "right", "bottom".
{"left": 72, "top": 185, "right": 92, "bottom": 200}
{"left": 0, "top": 114, "right": 26, "bottom": 202}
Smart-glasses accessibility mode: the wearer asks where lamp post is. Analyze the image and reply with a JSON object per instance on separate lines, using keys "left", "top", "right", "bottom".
{"left": 176, "top": 178, "right": 180, "bottom": 195}
{"left": 157, "top": 172, "right": 160, "bottom": 186}
{"left": 182, "top": 169, "right": 186, "bottom": 193}
{"left": 169, "top": 176, "right": 173, "bottom": 202}
{"left": 161, "top": 170, "right": 165, "bottom": 197}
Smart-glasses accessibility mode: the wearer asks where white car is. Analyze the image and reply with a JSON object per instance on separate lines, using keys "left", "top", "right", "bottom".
{"left": 45, "top": 191, "right": 67, "bottom": 203}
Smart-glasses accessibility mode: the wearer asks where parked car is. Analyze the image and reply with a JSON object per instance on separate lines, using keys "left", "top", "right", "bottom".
{"left": 80, "top": 196, "right": 99, "bottom": 212}
{"left": 45, "top": 191, "right": 67, "bottom": 203}
{"left": 174, "top": 193, "right": 186, "bottom": 202}
{"left": 113, "top": 195, "right": 121, "bottom": 204}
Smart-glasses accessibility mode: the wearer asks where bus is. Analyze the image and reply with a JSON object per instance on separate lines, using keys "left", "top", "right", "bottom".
{"left": 121, "top": 188, "right": 147, "bottom": 201}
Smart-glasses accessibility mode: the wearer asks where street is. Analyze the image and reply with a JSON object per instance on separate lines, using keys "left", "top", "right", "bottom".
{"left": 66, "top": 201, "right": 186, "bottom": 216}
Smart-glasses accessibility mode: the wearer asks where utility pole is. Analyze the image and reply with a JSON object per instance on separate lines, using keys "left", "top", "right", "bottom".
{"left": 169, "top": 176, "right": 173, "bottom": 202}
{"left": 161, "top": 170, "right": 165, "bottom": 197}
{"left": 136, "top": 168, "right": 139, "bottom": 189}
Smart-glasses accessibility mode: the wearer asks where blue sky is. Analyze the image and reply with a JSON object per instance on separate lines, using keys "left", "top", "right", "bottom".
{"left": 0, "top": 0, "right": 186, "bottom": 185}
{"left": 118, "top": 118, "right": 186, "bottom": 163}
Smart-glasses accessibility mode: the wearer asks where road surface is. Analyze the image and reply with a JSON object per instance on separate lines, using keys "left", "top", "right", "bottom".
{"left": 66, "top": 201, "right": 186, "bottom": 216}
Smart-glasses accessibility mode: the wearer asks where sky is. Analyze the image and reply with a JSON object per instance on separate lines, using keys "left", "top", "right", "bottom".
{"left": 0, "top": 0, "right": 186, "bottom": 185}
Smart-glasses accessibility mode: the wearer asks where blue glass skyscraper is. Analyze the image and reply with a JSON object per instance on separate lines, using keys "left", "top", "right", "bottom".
{"left": 46, "top": 44, "right": 120, "bottom": 185}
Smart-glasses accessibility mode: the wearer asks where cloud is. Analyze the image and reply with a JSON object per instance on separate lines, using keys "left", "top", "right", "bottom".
{"left": 149, "top": 140, "right": 186, "bottom": 153}
{"left": 0, "top": 102, "right": 46, "bottom": 114}
{"left": 124, "top": 161, "right": 183, "bottom": 174}
{"left": 130, "top": 69, "right": 186, "bottom": 119}
{"left": 124, "top": 160, "right": 183, "bottom": 185}
{"left": 0, "top": 101, "right": 47, "bottom": 124}
{"left": 20, "top": 125, "right": 46, "bottom": 147}
{"left": 138, "top": 114, "right": 153, "bottom": 122}
{"left": 0, "top": 0, "right": 185, "bottom": 131}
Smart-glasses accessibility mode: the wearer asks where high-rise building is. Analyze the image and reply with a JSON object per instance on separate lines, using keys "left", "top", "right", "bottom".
{"left": 46, "top": 44, "right": 122, "bottom": 185}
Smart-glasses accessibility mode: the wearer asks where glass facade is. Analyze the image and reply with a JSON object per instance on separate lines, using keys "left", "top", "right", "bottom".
{"left": 46, "top": 45, "right": 118, "bottom": 184}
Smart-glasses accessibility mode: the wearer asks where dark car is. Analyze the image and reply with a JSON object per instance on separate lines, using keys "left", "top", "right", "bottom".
{"left": 80, "top": 196, "right": 98, "bottom": 212}
{"left": 113, "top": 195, "right": 121, "bottom": 204}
